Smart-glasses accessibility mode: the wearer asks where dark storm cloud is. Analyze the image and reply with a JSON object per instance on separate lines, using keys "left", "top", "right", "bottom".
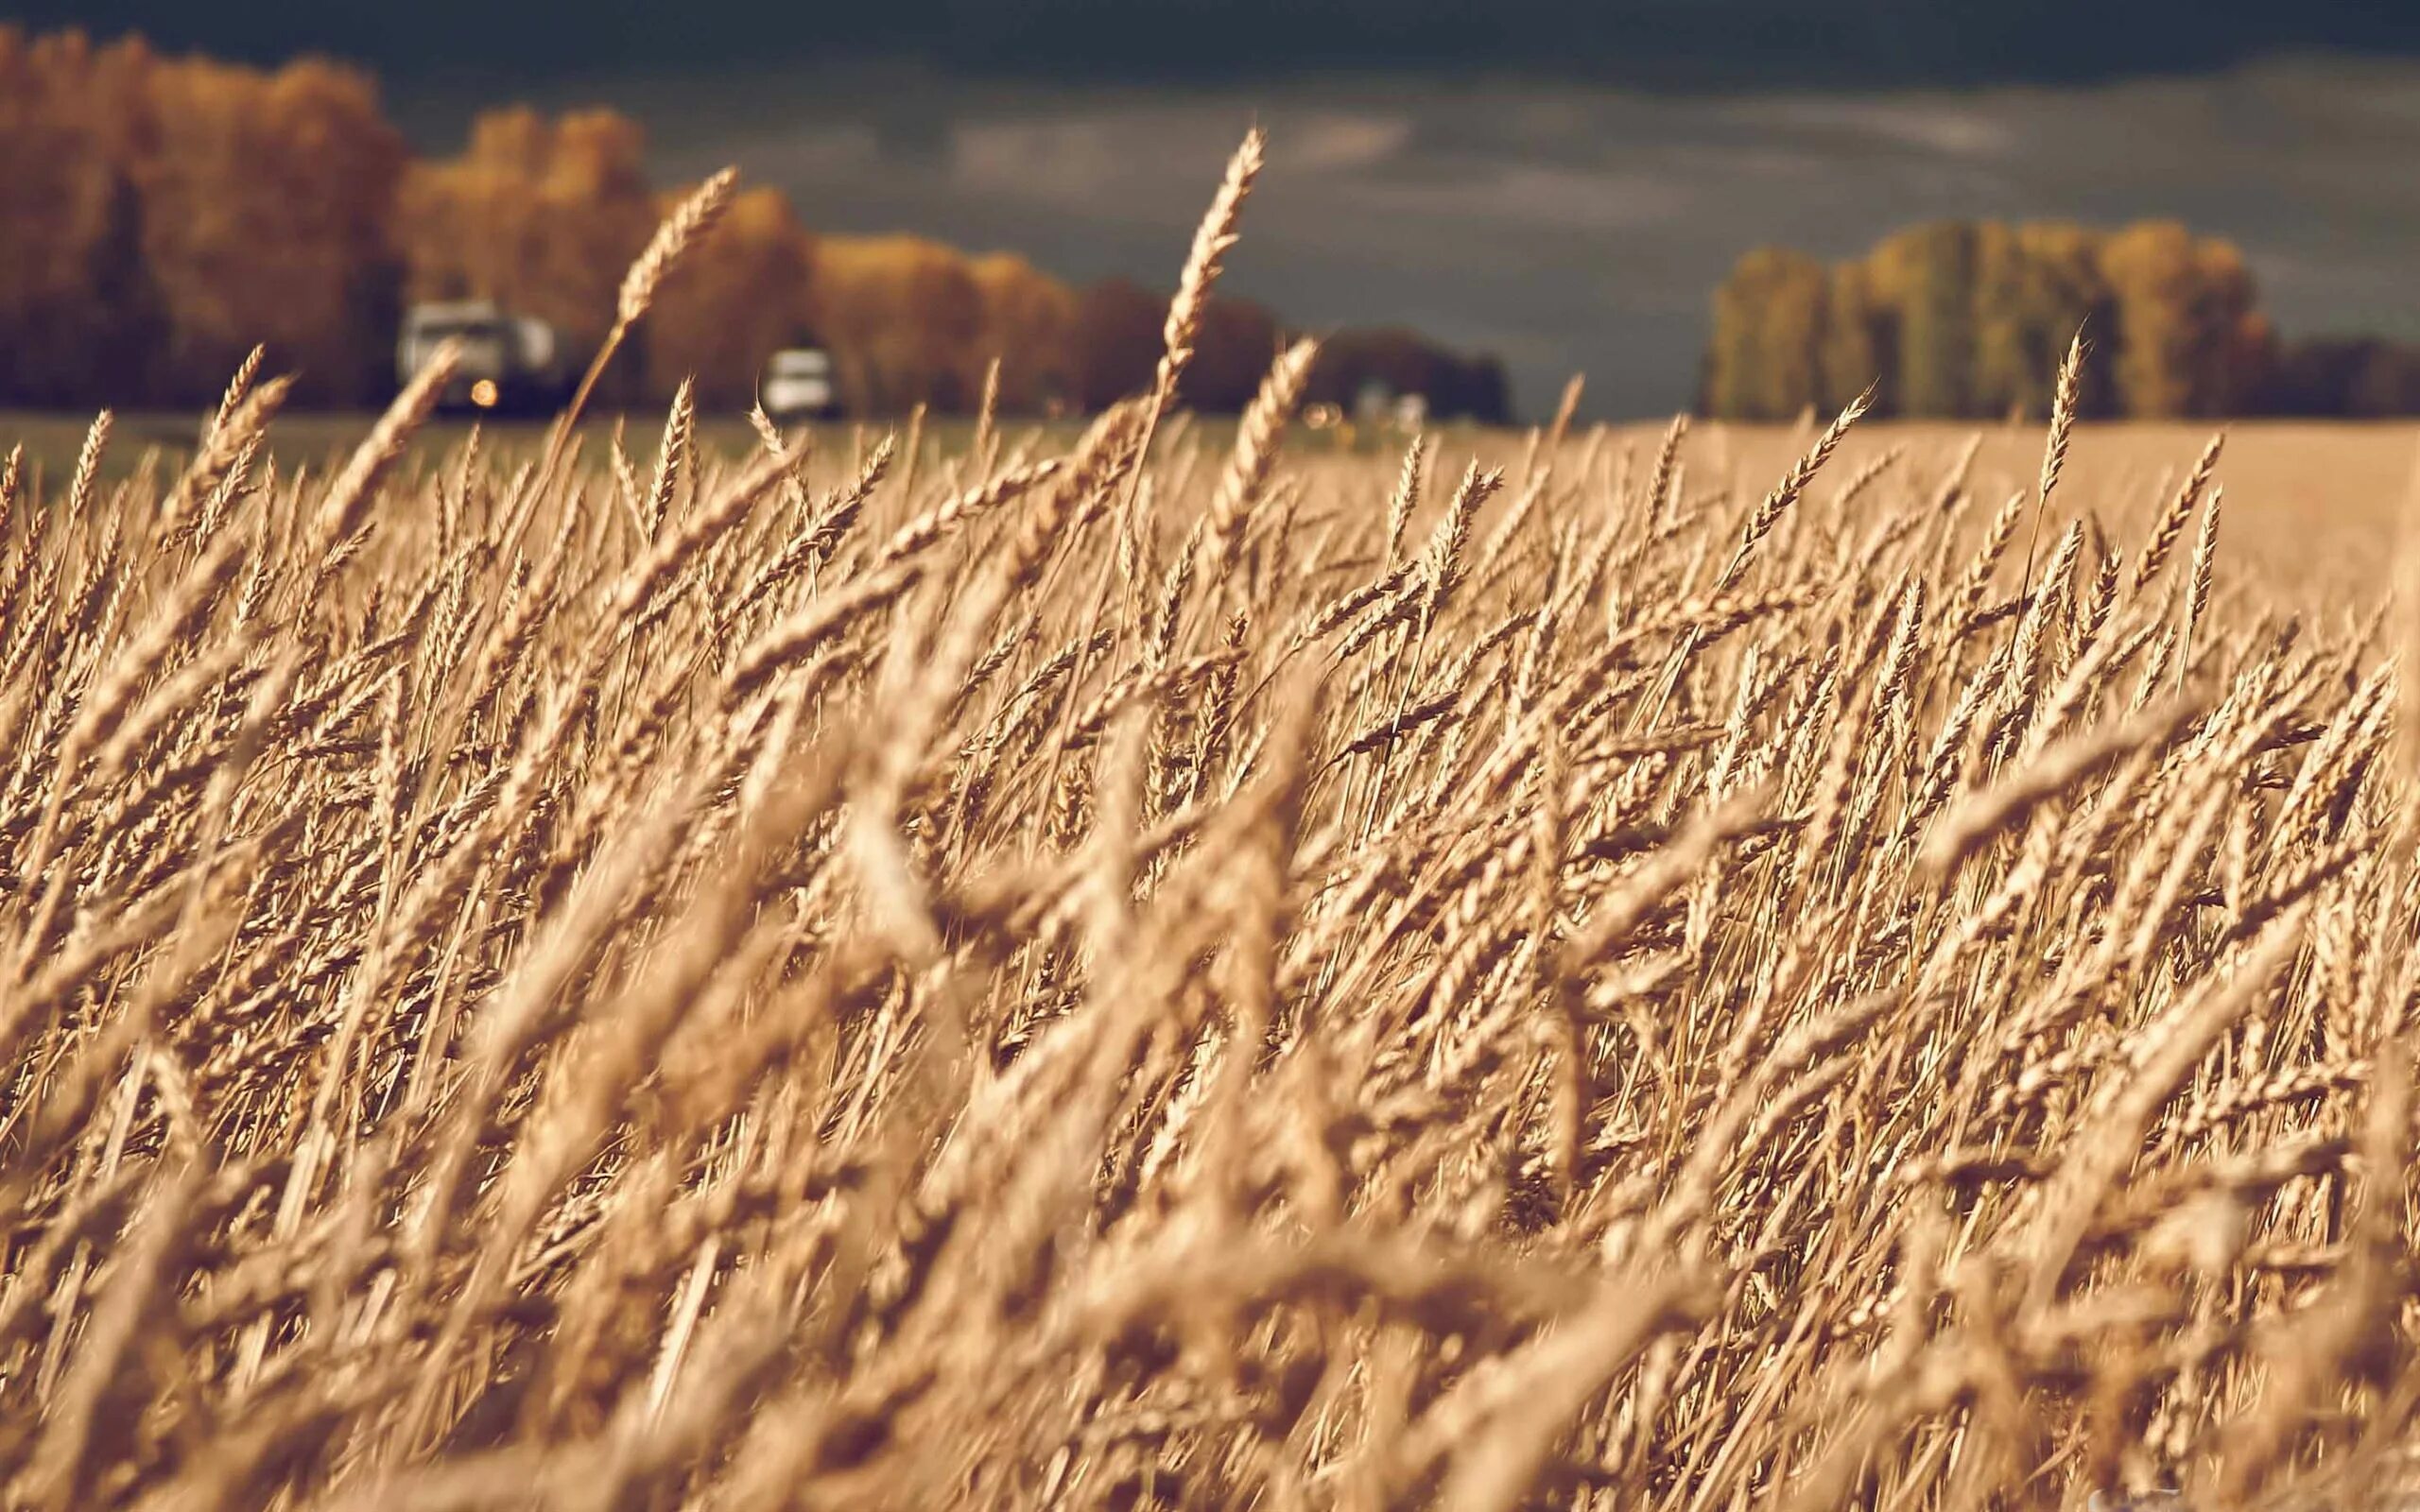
{"left": 414, "top": 56, "right": 2420, "bottom": 419}
{"left": 10, "top": 0, "right": 2420, "bottom": 88}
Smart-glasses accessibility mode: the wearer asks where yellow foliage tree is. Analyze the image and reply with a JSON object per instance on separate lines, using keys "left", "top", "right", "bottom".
{"left": 970, "top": 252, "right": 1080, "bottom": 414}
{"left": 1819, "top": 261, "right": 1886, "bottom": 415}
{"left": 1866, "top": 222, "right": 1977, "bottom": 419}
{"left": 396, "top": 107, "right": 655, "bottom": 399}
{"left": 134, "top": 52, "right": 406, "bottom": 404}
{"left": 806, "top": 235, "right": 983, "bottom": 415}
{"left": 1705, "top": 247, "right": 1827, "bottom": 421}
{"left": 2098, "top": 222, "right": 2269, "bottom": 420}
{"left": 0, "top": 28, "right": 163, "bottom": 405}
{"left": 646, "top": 186, "right": 817, "bottom": 410}
{"left": 1182, "top": 297, "right": 1283, "bottom": 413}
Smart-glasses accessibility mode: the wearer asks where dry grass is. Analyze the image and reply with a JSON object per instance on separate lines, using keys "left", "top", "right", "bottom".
{"left": 5, "top": 145, "right": 2420, "bottom": 1512}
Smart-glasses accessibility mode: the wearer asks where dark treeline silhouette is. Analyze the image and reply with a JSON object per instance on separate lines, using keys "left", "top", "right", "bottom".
{"left": 1703, "top": 219, "right": 2420, "bottom": 421}
{"left": 0, "top": 26, "right": 1512, "bottom": 421}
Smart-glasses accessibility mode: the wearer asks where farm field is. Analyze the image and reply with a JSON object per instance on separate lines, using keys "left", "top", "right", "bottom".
{"left": 7, "top": 148, "right": 2420, "bottom": 1512}
{"left": 11, "top": 411, "right": 2413, "bottom": 601}
{"left": 1699, "top": 419, "right": 2420, "bottom": 603}
{"left": 8, "top": 381, "right": 2420, "bottom": 1509}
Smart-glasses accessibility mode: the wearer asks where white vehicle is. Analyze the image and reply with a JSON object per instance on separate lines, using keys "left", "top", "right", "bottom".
{"left": 1353, "top": 378, "right": 1393, "bottom": 428}
{"left": 760, "top": 347, "right": 841, "bottom": 423}
{"left": 1352, "top": 380, "right": 1429, "bottom": 433}
{"left": 397, "top": 300, "right": 568, "bottom": 415}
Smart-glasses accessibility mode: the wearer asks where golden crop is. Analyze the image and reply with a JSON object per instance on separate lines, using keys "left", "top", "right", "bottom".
{"left": 3, "top": 136, "right": 2416, "bottom": 1512}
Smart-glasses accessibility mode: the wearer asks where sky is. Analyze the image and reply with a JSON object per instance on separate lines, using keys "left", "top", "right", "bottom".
{"left": 14, "top": 2, "right": 2420, "bottom": 419}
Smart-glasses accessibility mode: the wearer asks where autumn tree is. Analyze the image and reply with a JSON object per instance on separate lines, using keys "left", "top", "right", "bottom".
{"left": 1181, "top": 297, "right": 1283, "bottom": 412}
{"left": 1819, "top": 261, "right": 1887, "bottom": 415}
{"left": 1705, "top": 247, "right": 1828, "bottom": 421}
{"left": 1964, "top": 222, "right": 2114, "bottom": 420}
{"left": 1703, "top": 218, "right": 2300, "bottom": 421}
{"left": 970, "top": 253, "right": 1080, "bottom": 414}
{"left": 0, "top": 29, "right": 165, "bottom": 405}
{"left": 1071, "top": 279, "right": 1167, "bottom": 412}
{"left": 2099, "top": 221, "right": 2270, "bottom": 419}
{"left": 2260, "top": 338, "right": 2420, "bottom": 417}
{"left": 1994, "top": 221, "right": 2110, "bottom": 418}
{"left": 2097, "top": 221, "right": 2197, "bottom": 418}
{"left": 2343, "top": 344, "right": 2420, "bottom": 417}
{"left": 645, "top": 186, "right": 816, "bottom": 410}
{"left": 397, "top": 107, "right": 655, "bottom": 402}
{"left": 1438, "top": 352, "right": 1512, "bottom": 425}
{"left": 1866, "top": 222, "right": 1978, "bottom": 420}
{"left": 1967, "top": 222, "right": 2103, "bottom": 418}
{"left": 806, "top": 235, "right": 984, "bottom": 414}
{"left": 130, "top": 52, "right": 406, "bottom": 405}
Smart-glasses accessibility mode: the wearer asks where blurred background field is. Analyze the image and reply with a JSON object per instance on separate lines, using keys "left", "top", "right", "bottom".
{"left": 12, "top": 410, "right": 2413, "bottom": 602}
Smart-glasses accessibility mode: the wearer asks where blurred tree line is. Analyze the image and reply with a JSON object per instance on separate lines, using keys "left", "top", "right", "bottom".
{"left": 0, "top": 26, "right": 1511, "bottom": 420}
{"left": 1703, "top": 219, "right": 2420, "bottom": 421}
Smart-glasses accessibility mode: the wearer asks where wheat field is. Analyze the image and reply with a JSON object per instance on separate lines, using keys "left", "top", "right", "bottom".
{"left": 5, "top": 135, "right": 2420, "bottom": 1512}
